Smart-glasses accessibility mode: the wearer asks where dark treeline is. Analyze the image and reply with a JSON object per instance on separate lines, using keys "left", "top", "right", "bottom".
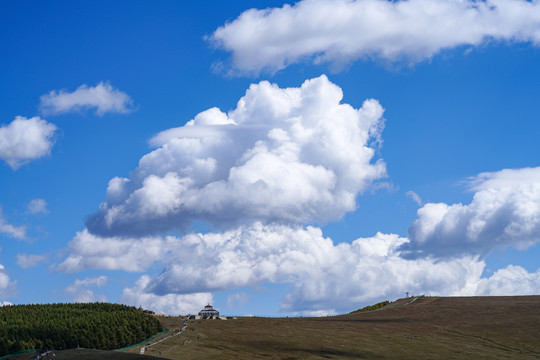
{"left": 0, "top": 303, "right": 163, "bottom": 356}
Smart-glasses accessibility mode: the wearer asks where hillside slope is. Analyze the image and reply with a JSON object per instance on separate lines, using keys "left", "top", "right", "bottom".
{"left": 130, "top": 296, "right": 540, "bottom": 359}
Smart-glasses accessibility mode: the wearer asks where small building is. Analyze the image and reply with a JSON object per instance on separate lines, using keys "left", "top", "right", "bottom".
{"left": 186, "top": 304, "right": 238, "bottom": 320}
{"left": 198, "top": 304, "right": 219, "bottom": 319}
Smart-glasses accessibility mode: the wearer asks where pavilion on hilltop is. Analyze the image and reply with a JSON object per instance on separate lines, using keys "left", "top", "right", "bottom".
{"left": 199, "top": 304, "right": 219, "bottom": 318}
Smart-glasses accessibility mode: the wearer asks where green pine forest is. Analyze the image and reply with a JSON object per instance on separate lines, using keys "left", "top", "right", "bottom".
{"left": 0, "top": 303, "right": 163, "bottom": 356}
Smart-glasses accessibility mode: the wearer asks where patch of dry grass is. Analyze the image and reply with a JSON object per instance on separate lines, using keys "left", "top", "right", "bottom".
{"left": 127, "top": 296, "right": 540, "bottom": 359}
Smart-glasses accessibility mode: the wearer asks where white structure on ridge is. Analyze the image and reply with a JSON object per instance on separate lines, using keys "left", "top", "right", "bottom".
{"left": 199, "top": 304, "right": 219, "bottom": 318}
{"left": 188, "top": 304, "right": 226, "bottom": 319}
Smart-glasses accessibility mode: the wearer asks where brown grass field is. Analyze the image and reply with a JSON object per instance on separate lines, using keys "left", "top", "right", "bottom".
{"left": 10, "top": 296, "right": 540, "bottom": 359}
{"left": 131, "top": 296, "right": 540, "bottom": 359}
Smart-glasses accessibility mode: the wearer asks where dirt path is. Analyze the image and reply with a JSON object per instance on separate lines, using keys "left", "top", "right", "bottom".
{"left": 140, "top": 320, "right": 188, "bottom": 355}
{"left": 367, "top": 295, "right": 424, "bottom": 313}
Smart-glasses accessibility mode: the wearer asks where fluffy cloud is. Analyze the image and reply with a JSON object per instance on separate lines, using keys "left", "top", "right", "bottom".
{"left": 60, "top": 73, "right": 540, "bottom": 313}
{"left": 55, "top": 74, "right": 539, "bottom": 313}
{"left": 40, "top": 81, "right": 134, "bottom": 116}
{"left": 140, "top": 224, "right": 486, "bottom": 313}
{"left": 65, "top": 276, "right": 108, "bottom": 303}
{"left": 476, "top": 266, "right": 540, "bottom": 296}
{"left": 120, "top": 275, "right": 213, "bottom": 315}
{"left": 16, "top": 253, "right": 50, "bottom": 269}
{"left": 404, "top": 167, "right": 540, "bottom": 259}
{"left": 210, "top": 0, "right": 540, "bottom": 74}
{"left": 57, "top": 229, "right": 174, "bottom": 273}
{"left": 0, "top": 207, "right": 26, "bottom": 239}
{"left": 85, "top": 75, "right": 386, "bottom": 236}
{"left": 0, "top": 116, "right": 57, "bottom": 170}
{"left": 0, "top": 264, "right": 10, "bottom": 290}
{"left": 0, "top": 261, "right": 16, "bottom": 298}
{"left": 27, "top": 198, "right": 48, "bottom": 214}
{"left": 62, "top": 220, "right": 540, "bottom": 313}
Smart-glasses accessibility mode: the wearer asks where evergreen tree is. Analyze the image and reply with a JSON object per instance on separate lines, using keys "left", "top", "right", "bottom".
{"left": 0, "top": 303, "right": 164, "bottom": 356}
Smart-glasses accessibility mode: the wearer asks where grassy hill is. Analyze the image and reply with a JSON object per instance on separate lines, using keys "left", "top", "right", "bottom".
{"left": 5, "top": 296, "right": 540, "bottom": 359}
{"left": 125, "top": 296, "right": 540, "bottom": 359}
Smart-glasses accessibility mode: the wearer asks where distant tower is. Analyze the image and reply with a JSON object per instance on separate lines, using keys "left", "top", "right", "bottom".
{"left": 406, "top": 292, "right": 409, "bottom": 298}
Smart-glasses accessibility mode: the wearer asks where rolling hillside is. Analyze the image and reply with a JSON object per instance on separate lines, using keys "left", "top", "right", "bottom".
{"left": 6, "top": 296, "right": 540, "bottom": 359}
{"left": 129, "top": 296, "right": 540, "bottom": 359}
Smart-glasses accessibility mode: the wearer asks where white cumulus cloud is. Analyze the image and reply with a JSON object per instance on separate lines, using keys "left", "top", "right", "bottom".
{"left": 404, "top": 167, "right": 540, "bottom": 259}
{"left": 0, "top": 258, "right": 16, "bottom": 299}
{"left": 40, "top": 81, "right": 134, "bottom": 116}
{"left": 85, "top": 75, "right": 386, "bottom": 237}
{"left": 61, "top": 221, "right": 537, "bottom": 313}
{"left": 120, "top": 275, "right": 213, "bottom": 315}
{"left": 0, "top": 116, "right": 57, "bottom": 170}
{"left": 210, "top": 0, "right": 540, "bottom": 74}
{"left": 140, "top": 224, "right": 486, "bottom": 313}
{"left": 58, "top": 73, "right": 540, "bottom": 313}
{"left": 0, "top": 207, "right": 26, "bottom": 239}
{"left": 0, "top": 264, "right": 10, "bottom": 290}
{"left": 57, "top": 229, "right": 174, "bottom": 273}
{"left": 476, "top": 265, "right": 540, "bottom": 296}
{"left": 60, "top": 219, "right": 540, "bottom": 313}
{"left": 65, "top": 275, "right": 108, "bottom": 303}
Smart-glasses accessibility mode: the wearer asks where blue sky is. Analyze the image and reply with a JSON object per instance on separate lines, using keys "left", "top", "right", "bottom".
{"left": 1, "top": 0, "right": 540, "bottom": 316}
